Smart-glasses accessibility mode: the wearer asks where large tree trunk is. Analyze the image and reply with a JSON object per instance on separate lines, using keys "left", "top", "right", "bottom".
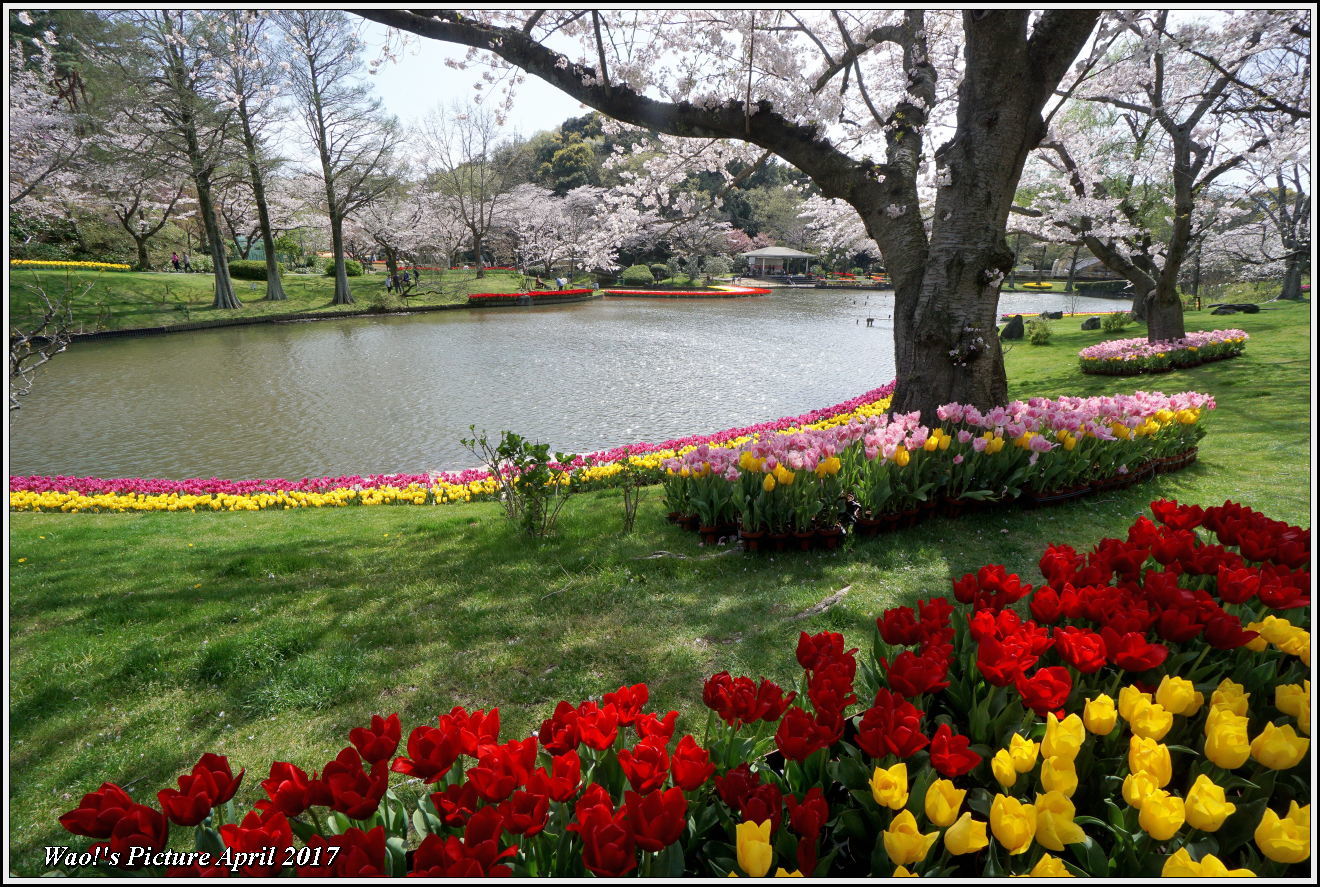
{"left": 133, "top": 234, "right": 150, "bottom": 271}
{"left": 473, "top": 231, "right": 486, "bottom": 279}
{"left": 241, "top": 109, "right": 288, "bottom": 300}
{"left": 1146, "top": 278, "right": 1186, "bottom": 341}
{"left": 328, "top": 214, "right": 353, "bottom": 305}
{"left": 194, "top": 176, "right": 240, "bottom": 310}
{"left": 890, "top": 12, "right": 1060, "bottom": 416}
{"left": 1279, "top": 248, "right": 1306, "bottom": 300}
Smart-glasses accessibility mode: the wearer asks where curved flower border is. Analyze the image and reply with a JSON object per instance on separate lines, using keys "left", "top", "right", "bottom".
{"left": 1079, "top": 330, "right": 1249, "bottom": 376}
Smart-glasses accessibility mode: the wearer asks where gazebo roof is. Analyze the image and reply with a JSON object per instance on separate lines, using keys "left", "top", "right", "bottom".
{"left": 739, "top": 246, "right": 817, "bottom": 258}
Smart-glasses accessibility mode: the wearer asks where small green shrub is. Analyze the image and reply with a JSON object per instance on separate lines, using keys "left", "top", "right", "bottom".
{"left": 460, "top": 428, "right": 578, "bottom": 537}
{"left": 191, "top": 256, "right": 214, "bottom": 273}
{"left": 1101, "top": 312, "right": 1133, "bottom": 333}
{"left": 228, "top": 260, "right": 280, "bottom": 281}
{"left": 1027, "top": 318, "right": 1053, "bottom": 345}
{"left": 324, "top": 258, "right": 364, "bottom": 277}
{"left": 649, "top": 264, "right": 669, "bottom": 280}
{"left": 619, "top": 264, "right": 654, "bottom": 286}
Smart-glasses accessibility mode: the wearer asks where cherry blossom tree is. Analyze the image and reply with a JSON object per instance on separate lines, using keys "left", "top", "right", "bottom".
{"left": 501, "top": 182, "right": 647, "bottom": 275}
{"left": 8, "top": 34, "right": 84, "bottom": 214}
{"left": 99, "top": 10, "right": 244, "bottom": 308}
{"left": 1026, "top": 10, "right": 1309, "bottom": 340}
{"left": 800, "top": 194, "right": 882, "bottom": 269}
{"left": 357, "top": 9, "right": 1099, "bottom": 417}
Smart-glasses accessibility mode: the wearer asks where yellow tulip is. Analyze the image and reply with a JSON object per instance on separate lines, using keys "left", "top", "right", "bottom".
{"left": 892, "top": 865, "right": 918, "bottom": 877}
{"left": 1041, "top": 713, "right": 1085, "bottom": 761}
{"left": 1122, "top": 770, "right": 1162, "bottom": 809}
{"left": 1276, "top": 681, "right": 1310, "bottom": 734}
{"left": 1137, "top": 789, "right": 1185, "bottom": 841}
{"left": 1033, "top": 791, "right": 1086, "bottom": 851}
{"left": 1155, "top": 675, "right": 1204, "bottom": 717}
{"left": 1249, "top": 722, "right": 1310, "bottom": 770}
{"left": 1008, "top": 734, "right": 1039, "bottom": 773}
{"left": 870, "top": 762, "right": 909, "bottom": 810}
{"left": 943, "top": 812, "right": 990, "bottom": 855}
{"left": 762, "top": 474, "right": 776, "bottom": 492}
{"left": 1128, "top": 736, "right": 1172, "bottom": 787}
{"left": 991, "top": 749, "right": 1018, "bottom": 788}
{"left": 1026, "top": 854, "right": 1074, "bottom": 877}
{"left": 1161, "top": 848, "right": 1255, "bottom": 877}
{"left": 924, "top": 779, "right": 966, "bottom": 828}
{"left": 882, "top": 810, "right": 938, "bottom": 866}
{"left": 1083, "top": 694, "right": 1117, "bottom": 736}
{"left": 1203, "top": 708, "right": 1252, "bottom": 770}
{"left": 1039, "top": 756, "right": 1078, "bottom": 798}
{"left": 736, "top": 820, "right": 774, "bottom": 877}
{"left": 1117, "top": 685, "right": 1154, "bottom": 722}
{"left": 1254, "top": 801, "right": 1310, "bottom": 864}
{"left": 774, "top": 869, "right": 803, "bottom": 877}
{"left": 1183, "top": 774, "right": 1236, "bottom": 832}
{"left": 990, "top": 794, "right": 1036, "bottom": 855}
{"left": 1127, "top": 698, "right": 1175, "bottom": 741}
{"left": 893, "top": 446, "right": 910, "bottom": 467}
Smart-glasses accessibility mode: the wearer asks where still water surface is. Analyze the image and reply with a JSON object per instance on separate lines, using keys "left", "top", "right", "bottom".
{"left": 9, "top": 288, "right": 1129, "bottom": 479}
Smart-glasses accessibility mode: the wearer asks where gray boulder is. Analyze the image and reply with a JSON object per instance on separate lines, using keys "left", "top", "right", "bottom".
{"left": 1001, "top": 315, "right": 1025, "bottom": 339}
{"left": 1080, "top": 316, "right": 1101, "bottom": 330}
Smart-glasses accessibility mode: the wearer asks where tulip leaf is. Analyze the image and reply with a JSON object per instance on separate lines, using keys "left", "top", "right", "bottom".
{"left": 385, "top": 836, "right": 407, "bottom": 878}
{"left": 193, "top": 825, "right": 225, "bottom": 856}
{"left": 327, "top": 811, "right": 351, "bottom": 835}
{"left": 659, "top": 843, "right": 686, "bottom": 878}
{"left": 1069, "top": 835, "right": 1111, "bottom": 876}
{"left": 1213, "top": 795, "right": 1271, "bottom": 856}
{"left": 411, "top": 807, "right": 431, "bottom": 837}
{"left": 288, "top": 817, "right": 319, "bottom": 843}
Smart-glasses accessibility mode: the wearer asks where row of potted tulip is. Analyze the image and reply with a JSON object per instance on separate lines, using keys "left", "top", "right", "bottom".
{"left": 663, "top": 391, "right": 1214, "bottom": 549}
{"left": 1079, "top": 330, "right": 1249, "bottom": 376}
{"left": 50, "top": 499, "right": 1309, "bottom": 876}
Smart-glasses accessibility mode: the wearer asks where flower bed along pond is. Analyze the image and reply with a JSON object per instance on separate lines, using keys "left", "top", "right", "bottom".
{"left": 49, "top": 499, "right": 1310, "bottom": 877}
{"left": 467, "top": 288, "right": 597, "bottom": 306}
{"left": 1080, "top": 330, "right": 1249, "bottom": 376}
{"left": 10, "top": 259, "right": 132, "bottom": 272}
{"left": 8, "top": 385, "right": 896, "bottom": 514}
{"left": 602, "top": 285, "right": 771, "bottom": 298}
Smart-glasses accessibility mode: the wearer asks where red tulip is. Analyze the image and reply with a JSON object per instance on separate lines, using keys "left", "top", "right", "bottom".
{"left": 1014, "top": 665, "right": 1073, "bottom": 716}
{"left": 390, "top": 724, "right": 462, "bottom": 784}
{"left": 603, "top": 683, "right": 649, "bottom": 727}
{"left": 299, "top": 826, "right": 386, "bottom": 877}
{"left": 260, "top": 761, "right": 329, "bottom": 819}
{"left": 321, "top": 747, "right": 388, "bottom": 820}
{"left": 929, "top": 722, "right": 982, "bottom": 778}
{"left": 524, "top": 750, "right": 581, "bottom": 803}
{"left": 497, "top": 790, "right": 550, "bottom": 837}
{"left": 670, "top": 734, "right": 716, "bottom": 791}
{"left": 624, "top": 788, "right": 688, "bottom": 852}
{"left": 349, "top": 714, "right": 402, "bottom": 764}
{"left": 219, "top": 810, "right": 292, "bottom": 877}
{"left": 430, "top": 782, "right": 481, "bottom": 828}
{"left": 59, "top": 783, "right": 140, "bottom": 839}
{"left": 854, "top": 689, "right": 928, "bottom": 759}
{"left": 618, "top": 735, "right": 671, "bottom": 794}
{"left": 1100, "top": 627, "right": 1169, "bottom": 671}
{"left": 877, "top": 606, "right": 922, "bottom": 646}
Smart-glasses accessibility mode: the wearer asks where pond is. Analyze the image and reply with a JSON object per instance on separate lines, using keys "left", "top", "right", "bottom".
{"left": 8, "top": 288, "right": 1130, "bottom": 479}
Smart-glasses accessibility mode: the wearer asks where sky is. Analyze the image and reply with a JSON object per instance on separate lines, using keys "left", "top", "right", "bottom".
{"left": 354, "top": 18, "right": 589, "bottom": 140}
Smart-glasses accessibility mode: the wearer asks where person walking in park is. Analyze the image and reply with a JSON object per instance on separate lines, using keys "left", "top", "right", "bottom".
{"left": 171, "top": 252, "right": 180, "bottom": 272}
{"left": 182, "top": 253, "right": 193, "bottom": 272}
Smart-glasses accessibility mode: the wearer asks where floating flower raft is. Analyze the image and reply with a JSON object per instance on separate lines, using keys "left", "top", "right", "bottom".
{"left": 602, "top": 285, "right": 771, "bottom": 298}
{"left": 1080, "top": 330, "right": 1249, "bottom": 376}
{"left": 47, "top": 499, "right": 1310, "bottom": 876}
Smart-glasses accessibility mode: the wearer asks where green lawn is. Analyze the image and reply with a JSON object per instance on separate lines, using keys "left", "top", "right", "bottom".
{"left": 7, "top": 267, "right": 533, "bottom": 334}
{"left": 6, "top": 301, "right": 1311, "bottom": 873}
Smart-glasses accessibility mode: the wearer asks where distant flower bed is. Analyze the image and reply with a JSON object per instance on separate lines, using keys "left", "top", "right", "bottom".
{"left": 1080, "top": 330, "right": 1249, "bottom": 376}
{"left": 1001, "top": 311, "right": 1127, "bottom": 321}
{"left": 603, "top": 285, "right": 771, "bottom": 297}
{"left": 1022, "top": 282, "right": 1054, "bottom": 289}
{"left": 47, "top": 498, "right": 1311, "bottom": 877}
{"left": 9, "top": 384, "right": 896, "bottom": 514}
{"left": 10, "top": 259, "right": 131, "bottom": 272}
{"left": 450, "top": 265, "right": 518, "bottom": 271}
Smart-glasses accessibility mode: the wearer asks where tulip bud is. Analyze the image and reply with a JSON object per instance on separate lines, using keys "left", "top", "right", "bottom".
{"left": 1117, "top": 685, "right": 1153, "bottom": 722}
{"left": 1155, "top": 675, "right": 1204, "bottom": 717}
{"left": 1137, "top": 788, "right": 1185, "bottom": 841}
{"left": 1128, "top": 736, "right": 1172, "bottom": 787}
{"left": 1249, "top": 722, "right": 1310, "bottom": 770}
{"left": 1041, "top": 713, "right": 1085, "bottom": 761}
{"left": 991, "top": 749, "right": 1017, "bottom": 789}
{"left": 1083, "top": 695, "right": 1117, "bottom": 736}
{"left": 1203, "top": 709, "right": 1251, "bottom": 770}
{"left": 736, "top": 819, "right": 774, "bottom": 878}
{"left": 1184, "top": 774, "right": 1236, "bottom": 832}
{"left": 923, "top": 779, "right": 965, "bottom": 828}
{"left": 1253, "top": 801, "right": 1310, "bottom": 864}
{"left": 943, "top": 811, "right": 990, "bottom": 855}
{"left": 882, "top": 809, "right": 938, "bottom": 866}
{"left": 1127, "top": 698, "right": 1174, "bottom": 741}
{"left": 989, "top": 794, "right": 1036, "bottom": 855}
{"left": 869, "top": 763, "right": 908, "bottom": 811}
{"left": 1122, "top": 770, "right": 1162, "bottom": 809}
{"left": 1040, "top": 756, "right": 1078, "bottom": 798}
{"left": 1028, "top": 854, "right": 1074, "bottom": 877}
{"left": 1209, "top": 678, "right": 1250, "bottom": 716}
{"left": 1008, "top": 734, "right": 1039, "bottom": 773}
{"left": 1033, "top": 791, "right": 1086, "bottom": 852}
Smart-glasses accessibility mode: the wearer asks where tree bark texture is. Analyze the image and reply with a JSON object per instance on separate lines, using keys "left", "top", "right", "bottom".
{"left": 238, "top": 96, "right": 287, "bottom": 301}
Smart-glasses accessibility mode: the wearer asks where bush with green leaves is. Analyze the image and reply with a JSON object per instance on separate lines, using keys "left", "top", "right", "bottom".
{"left": 460, "top": 428, "right": 578, "bottom": 537}
{"left": 324, "top": 259, "right": 364, "bottom": 278}
{"left": 649, "top": 263, "right": 670, "bottom": 280}
{"left": 619, "top": 264, "right": 654, "bottom": 286}
{"left": 1102, "top": 312, "right": 1134, "bottom": 333}
{"left": 704, "top": 256, "right": 732, "bottom": 279}
{"left": 1027, "top": 318, "right": 1053, "bottom": 345}
{"left": 227, "top": 260, "right": 280, "bottom": 281}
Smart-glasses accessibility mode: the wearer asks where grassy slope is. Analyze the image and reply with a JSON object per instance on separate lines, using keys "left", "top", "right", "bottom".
{"left": 6, "top": 268, "right": 529, "bottom": 334}
{"left": 6, "top": 301, "right": 1312, "bottom": 872}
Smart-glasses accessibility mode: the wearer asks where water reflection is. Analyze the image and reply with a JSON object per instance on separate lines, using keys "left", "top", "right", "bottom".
{"left": 9, "top": 289, "right": 1129, "bottom": 479}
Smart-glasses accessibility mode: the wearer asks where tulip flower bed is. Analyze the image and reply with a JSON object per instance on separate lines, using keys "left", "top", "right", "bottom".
{"left": 1080, "top": 330, "right": 1249, "bottom": 376}
{"left": 663, "top": 390, "right": 1214, "bottom": 549}
{"left": 10, "top": 258, "right": 131, "bottom": 271}
{"left": 8, "top": 385, "right": 895, "bottom": 514}
{"left": 49, "top": 499, "right": 1309, "bottom": 877}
